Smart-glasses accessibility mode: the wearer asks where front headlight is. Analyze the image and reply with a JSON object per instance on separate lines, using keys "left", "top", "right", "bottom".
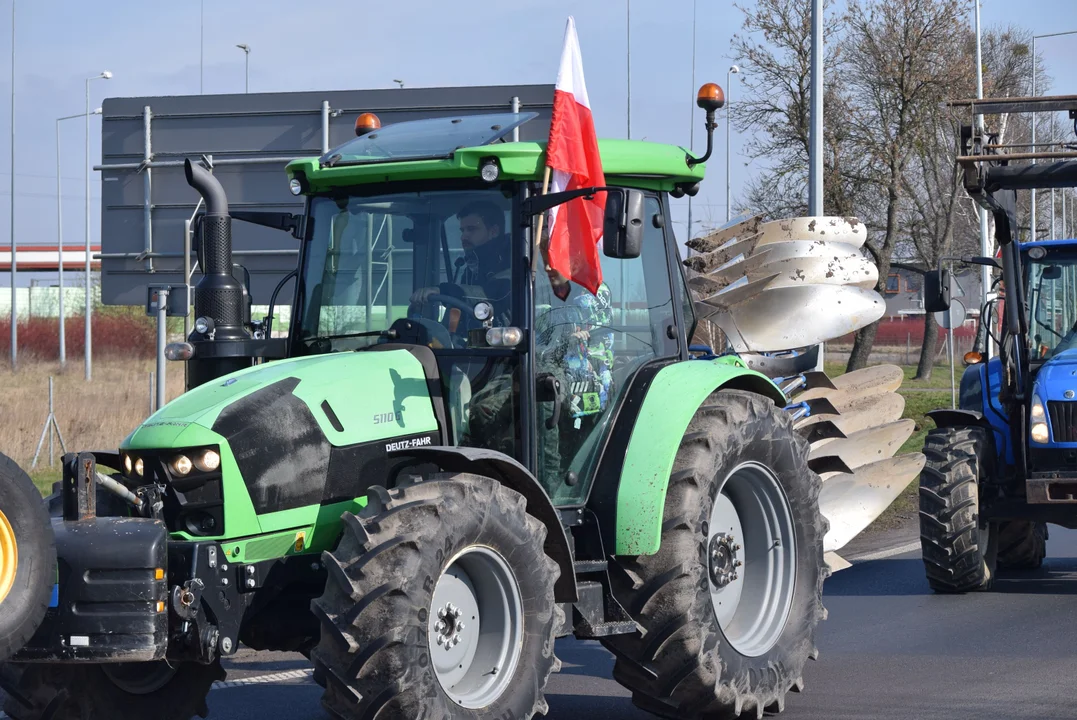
{"left": 172, "top": 455, "right": 193, "bottom": 476}
{"left": 195, "top": 449, "right": 221, "bottom": 472}
{"left": 1031, "top": 394, "right": 1049, "bottom": 443}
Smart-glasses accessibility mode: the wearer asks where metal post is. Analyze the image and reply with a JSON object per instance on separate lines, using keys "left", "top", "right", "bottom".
{"left": 156, "top": 287, "right": 168, "bottom": 412}
{"left": 183, "top": 218, "right": 192, "bottom": 338}
{"left": 143, "top": 106, "right": 153, "bottom": 272}
{"left": 365, "top": 215, "right": 374, "bottom": 331}
{"left": 511, "top": 96, "right": 520, "bottom": 141}
{"left": 906, "top": 332, "right": 910, "bottom": 365}
{"left": 48, "top": 376, "right": 53, "bottom": 464}
{"left": 85, "top": 78, "right": 91, "bottom": 380}
{"left": 1052, "top": 189, "right": 1057, "bottom": 239}
{"left": 726, "top": 65, "right": 739, "bottom": 223}
{"left": 1031, "top": 36, "right": 1038, "bottom": 241}
{"left": 687, "top": 0, "right": 696, "bottom": 244}
{"left": 949, "top": 325, "right": 956, "bottom": 409}
{"left": 149, "top": 370, "right": 155, "bottom": 415}
{"left": 386, "top": 215, "right": 394, "bottom": 323}
{"left": 626, "top": 0, "right": 631, "bottom": 140}
{"left": 321, "top": 100, "right": 330, "bottom": 155}
{"left": 808, "top": 0, "right": 823, "bottom": 216}
{"left": 10, "top": 0, "right": 15, "bottom": 369}
{"left": 974, "top": 0, "right": 993, "bottom": 357}
{"left": 56, "top": 117, "right": 65, "bottom": 366}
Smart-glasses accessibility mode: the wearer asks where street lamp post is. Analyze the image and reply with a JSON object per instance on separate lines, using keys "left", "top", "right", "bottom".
{"left": 85, "top": 70, "right": 111, "bottom": 381}
{"left": 726, "top": 65, "right": 740, "bottom": 223}
{"left": 57, "top": 108, "right": 100, "bottom": 368}
{"left": 393, "top": 79, "right": 404, "bottom": 89}
{"left": 236, "top": 44, "right": 250, "bottom": 93}
{"left": 1030, "top": 29, "right": 1077, "bottom": 242}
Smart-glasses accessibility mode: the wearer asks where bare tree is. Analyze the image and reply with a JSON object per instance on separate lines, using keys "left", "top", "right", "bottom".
{"left": 730, "top": 0, "right": 869, "bottom": 220}
{"left": 842, "top": 0, "right": 972, "bottom": 372}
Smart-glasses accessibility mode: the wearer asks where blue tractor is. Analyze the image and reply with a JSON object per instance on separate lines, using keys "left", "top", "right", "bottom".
{"left": 919, "top": 94, "right": 1077, "bottom": 592}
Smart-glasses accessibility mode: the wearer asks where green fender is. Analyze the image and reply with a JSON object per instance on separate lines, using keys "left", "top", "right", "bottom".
{"left": 614, "top": 356, "right": 786, "bottom": 556}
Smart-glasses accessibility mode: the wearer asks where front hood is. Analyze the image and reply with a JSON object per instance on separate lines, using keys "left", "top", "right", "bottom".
{"left": 1035, "top": 348, "right": 1077, "bottom": 402}
{"left": 122, "top": 348, "right": 439, "bottom": 450}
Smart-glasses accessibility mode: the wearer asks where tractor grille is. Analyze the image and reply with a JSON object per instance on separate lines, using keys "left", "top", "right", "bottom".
{"left": 1048, "top": 401, "right": 1077, "bottom": 443}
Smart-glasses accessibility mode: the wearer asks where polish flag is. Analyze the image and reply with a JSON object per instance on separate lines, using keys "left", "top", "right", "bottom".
{"left": 545, "top": 16, "right": 606, "bottom": 297}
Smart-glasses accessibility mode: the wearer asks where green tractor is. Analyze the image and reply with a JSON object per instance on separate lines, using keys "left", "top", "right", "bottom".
{"left": 2, "top": 89, "right": 829, "bottom": 720}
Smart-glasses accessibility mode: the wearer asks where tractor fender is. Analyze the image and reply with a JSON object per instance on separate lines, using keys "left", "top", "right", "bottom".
{"left": 392, "top": 445, "right": 577, "bottom": 603}
{"left": 594, "top": 357, "right": 786, "bottom": 557}
{"left": 926, "top": 408, "right": 992, "bottom": 430}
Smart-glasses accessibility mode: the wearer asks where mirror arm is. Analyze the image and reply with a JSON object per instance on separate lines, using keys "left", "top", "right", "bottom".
{"left": 686, "top": 109, "right": 717, "bottom": 168}
{"left": 522, "top": 186, "right": 623, "bottom": 219}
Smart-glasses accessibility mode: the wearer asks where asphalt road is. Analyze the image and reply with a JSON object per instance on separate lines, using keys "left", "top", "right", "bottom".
{"left": 6, "top": 527, "right": 1077, "bottom": 719}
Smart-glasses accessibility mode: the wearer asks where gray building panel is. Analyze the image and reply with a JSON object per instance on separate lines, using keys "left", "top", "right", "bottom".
{"left": 99, "top": 84, "right": 554, "bottom": 306}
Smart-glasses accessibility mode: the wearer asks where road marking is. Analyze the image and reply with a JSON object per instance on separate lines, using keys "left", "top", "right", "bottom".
{"left": 213, "top": 668, "right": 315, "bottom": 689}
{"left": 0, "top": 668, "right": 316, "bottom": 717}
{"left": 849, "top": 540, "right": 921, "bottom": 563}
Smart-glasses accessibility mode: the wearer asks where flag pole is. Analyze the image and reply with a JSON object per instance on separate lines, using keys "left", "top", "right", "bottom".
{"left": 532, "top": 165, "right": 552, "bottom": 273}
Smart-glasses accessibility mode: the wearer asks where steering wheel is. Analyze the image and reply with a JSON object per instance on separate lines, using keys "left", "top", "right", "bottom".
{"left": 425, "top": 292, "right": 476, "bottom": 317}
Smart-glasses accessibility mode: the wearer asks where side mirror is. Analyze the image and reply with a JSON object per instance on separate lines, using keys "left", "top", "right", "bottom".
{"left": 603, "top": 189, "right": 644, "bottom": 259}
{"left": 923, "top": 268, "right": 951, "bottom": 313}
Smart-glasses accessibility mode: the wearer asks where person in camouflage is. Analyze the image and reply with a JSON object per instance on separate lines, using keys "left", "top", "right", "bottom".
{"left": 534, "top": 251, "right": 615, "bottom": 493}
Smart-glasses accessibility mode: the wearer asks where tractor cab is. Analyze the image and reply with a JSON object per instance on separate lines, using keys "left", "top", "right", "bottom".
{"left": 194, "top": 110, "right": 707, "bottom": 506}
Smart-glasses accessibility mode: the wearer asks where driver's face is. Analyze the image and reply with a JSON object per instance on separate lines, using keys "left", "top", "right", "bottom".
{"left": 459, "top": 214, "right": 496, "bottom": 251}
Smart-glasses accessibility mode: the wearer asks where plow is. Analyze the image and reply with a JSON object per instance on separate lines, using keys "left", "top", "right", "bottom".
{"left": 0, "top": 81, "right": 925, "bottom": 720}
{"left": 684, "top": 214, "right": 925, "bottom": 572}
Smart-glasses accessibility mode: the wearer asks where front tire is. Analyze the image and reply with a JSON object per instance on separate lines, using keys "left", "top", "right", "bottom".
{"left": 602, "top": 389, "right": 826, "bottom": 719}
{"left": 311, "top": 473, "right": 561, "bottom": 719}
{"left": 0, "top": 454, "right": 55, "bottom": 662}
{"left": 918, "top": 426, "right": 997, "bottom": 593}
{"left": 997, "top": 520, "right": 1047, "bottom": 570}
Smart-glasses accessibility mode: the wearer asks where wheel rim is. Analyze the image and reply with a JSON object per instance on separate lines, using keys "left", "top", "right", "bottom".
{"left": 428, "top": 546, "right": 523, "bottom": 709}
{"left": 707, "top": 461, "right": 797, "bottom": 658}
{"left": 102, "top": 661, "right": 178, "bottom": 695}
{"left": 0, "top": 508, "right": 17, "bottom": 604}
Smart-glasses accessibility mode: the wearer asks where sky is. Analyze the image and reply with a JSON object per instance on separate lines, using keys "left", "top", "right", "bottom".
{"left": 3, "top": 0, "right": 1077, "bottom": 289}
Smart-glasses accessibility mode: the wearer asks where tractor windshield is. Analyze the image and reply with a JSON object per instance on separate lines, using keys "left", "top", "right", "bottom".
{"left": 1026, "top": 249, "right": 1077, "bottom": 359}
{"left": 296, "top": 186, "right": 517, "bottom": 353}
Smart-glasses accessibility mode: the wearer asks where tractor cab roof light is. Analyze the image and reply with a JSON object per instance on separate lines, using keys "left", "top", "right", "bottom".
{"left": 355, "top": 112, "right": 382, "bottom": 136}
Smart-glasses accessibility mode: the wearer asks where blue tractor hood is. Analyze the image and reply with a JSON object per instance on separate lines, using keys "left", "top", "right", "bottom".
{"left": 1035, "top": 348, "right": 1077, "bottom": 402}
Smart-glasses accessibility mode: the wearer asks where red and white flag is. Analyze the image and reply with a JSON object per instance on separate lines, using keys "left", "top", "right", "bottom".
{"left": 545, "top": 16, "right": 606, "bottom": 297}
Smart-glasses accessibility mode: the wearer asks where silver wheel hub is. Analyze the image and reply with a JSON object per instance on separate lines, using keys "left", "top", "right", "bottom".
{"left": 708, "top": 533, "right": 743, "bottom": 589}
{"left": 428, "top": 546, "right": 523, "bottom": 709}
{"left": 707, "top": 461, "right": 797, "bottom": 658}
{"left": 434, "top": 602, "right": 466, "bottom": 648}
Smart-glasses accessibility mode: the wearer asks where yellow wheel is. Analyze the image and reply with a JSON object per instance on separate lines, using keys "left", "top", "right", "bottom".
{"left": 0, "top": 507, "right": 17, "bottom": 604}
{"left": 0, "top": 452, "right": 55, "bottom": 663}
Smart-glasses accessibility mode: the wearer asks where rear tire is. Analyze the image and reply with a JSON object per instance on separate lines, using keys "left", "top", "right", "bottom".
{"left": 0, "top": 453, "right": 55, "bottom": 662}
{"left": 997, "top": 520, "right": 1047, "bottom": 570}
{"left": 601, "top": 389, "right": 826, "bottom": 719}
{"left": 311, "top": 473, "right": 561, "bottom": 719}
{"left": 918, "top": 426, "right": 997, "bottom": 593}
{"left": 1, "top": 661, "right": 225, "bottom": 720}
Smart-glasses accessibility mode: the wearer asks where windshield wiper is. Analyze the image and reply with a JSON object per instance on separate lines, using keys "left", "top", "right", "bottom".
{"left": 304, "top": 329, "right": 398, "bottom": 343}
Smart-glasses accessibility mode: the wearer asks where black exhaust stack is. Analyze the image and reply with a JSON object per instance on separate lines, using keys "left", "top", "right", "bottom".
{"left": 184, "top": 158, "right": 253, "bottom": 389}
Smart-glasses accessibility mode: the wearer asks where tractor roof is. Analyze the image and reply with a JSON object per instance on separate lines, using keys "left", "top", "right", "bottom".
{"left": 285, "top": 111, "right": 706, "bottom": 194}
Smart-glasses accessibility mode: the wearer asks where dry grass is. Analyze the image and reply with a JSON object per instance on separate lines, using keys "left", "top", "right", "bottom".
{"left": 0, "top": 358, "right": 185, "bottom": 492}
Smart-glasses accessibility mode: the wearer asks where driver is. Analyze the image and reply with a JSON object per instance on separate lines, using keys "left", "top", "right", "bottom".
{"left": 410, "top": 200, "right": 512, "bottom": 324}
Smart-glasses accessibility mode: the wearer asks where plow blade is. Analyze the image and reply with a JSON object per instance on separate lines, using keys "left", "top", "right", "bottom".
{"left": 819, "top": 454, "right": 926, "bottom": 553}
{"left": 686, "top": 215, "right": 866, "bottom": 254}
{"left": 795, "top": 392, "right": 906, "bottom": 437}
{"left": 699, "top": 284, "right": 885, "bottom": 353}
{"left": 809, "top": 419, "right": 916, "bottom": 468}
